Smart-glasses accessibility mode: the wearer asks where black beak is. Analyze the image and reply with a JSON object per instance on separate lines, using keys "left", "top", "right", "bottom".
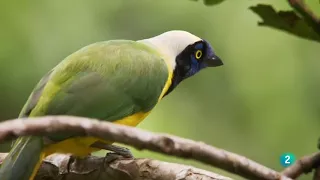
{"left": 206, "top": 55, "right": 223, "bottom": 67}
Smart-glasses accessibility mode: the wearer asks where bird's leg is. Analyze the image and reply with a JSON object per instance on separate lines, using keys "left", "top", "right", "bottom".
{"left": 66, "top": 155, "right": 76, "bottom": 173}
{"left": 91, "top": 141, "right": 133, "bottom": 158}
{"left": 91, "top": 141, "right": 133, "bottom": 173}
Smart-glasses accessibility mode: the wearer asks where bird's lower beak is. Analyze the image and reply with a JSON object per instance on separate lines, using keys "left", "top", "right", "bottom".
{"left": 206, "top": 55, "right": 223, "bottom": 67}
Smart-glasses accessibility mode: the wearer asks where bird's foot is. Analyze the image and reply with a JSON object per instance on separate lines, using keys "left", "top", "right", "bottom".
{"left": 104, "top": 144, "right": 133, "bottom": 158}
{"left": 103, "top": 152, "right": 124, "bottom": 164}
{"left": 91, "top": 141, "right": 133, "bottom": 171}
{"left": 91, "top": 141, "right": 134, "bottom": 158}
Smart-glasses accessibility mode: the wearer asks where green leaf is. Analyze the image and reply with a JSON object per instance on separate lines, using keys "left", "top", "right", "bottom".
{"left": 250, "top": 4, "right": 320, "bottom": 43}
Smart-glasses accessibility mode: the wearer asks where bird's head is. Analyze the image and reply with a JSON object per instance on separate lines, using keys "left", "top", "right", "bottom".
{"left": 139, "top": 30, "right": 223, "bottom": 95}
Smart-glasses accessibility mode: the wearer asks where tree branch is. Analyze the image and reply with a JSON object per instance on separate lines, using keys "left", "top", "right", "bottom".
{"left": 0, "top": 116, "right": 292, "bottom": 180}
{"left": 282, "top": 152, "right": 320, "bottom": 179}
{"left": 313, "top": 166, "right": 320, "bottom": 180}
{"left": 0, "top": 153, "right": 231, "bottom": 180}
{"left": 288, "top": 0, "right": 320, "bottom": 35}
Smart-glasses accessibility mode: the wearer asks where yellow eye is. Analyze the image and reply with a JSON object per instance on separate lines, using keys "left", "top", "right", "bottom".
{"left": 195, "top": 50, "right": 202, "bottom": 59}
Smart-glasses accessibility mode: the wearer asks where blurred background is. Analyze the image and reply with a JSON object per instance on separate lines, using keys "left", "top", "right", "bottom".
{"left": 0, "top": 0, "right": 319, "bottom": 179}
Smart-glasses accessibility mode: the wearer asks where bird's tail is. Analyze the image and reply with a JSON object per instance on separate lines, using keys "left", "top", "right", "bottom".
{"left": 0, "top": 136, "right": 44, "bottom": 180}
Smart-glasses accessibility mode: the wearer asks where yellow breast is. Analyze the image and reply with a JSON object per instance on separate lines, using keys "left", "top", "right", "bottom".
{"left": 43, "top": 111, "right": 152, "bottom": 157}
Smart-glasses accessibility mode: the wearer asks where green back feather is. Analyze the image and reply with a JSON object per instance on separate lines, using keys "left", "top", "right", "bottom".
{"left": 28, "top": 40, "right": 168, "bottom": 140}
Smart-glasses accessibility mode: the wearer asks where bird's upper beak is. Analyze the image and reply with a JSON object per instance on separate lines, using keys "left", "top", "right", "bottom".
{"left": 205, "top": 55, "right": 223, "bottom": 67}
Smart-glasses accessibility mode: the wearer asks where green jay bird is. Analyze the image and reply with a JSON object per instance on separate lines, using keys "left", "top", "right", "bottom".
{"left": 0, "top": 30, "right": 223, "bottom": 180}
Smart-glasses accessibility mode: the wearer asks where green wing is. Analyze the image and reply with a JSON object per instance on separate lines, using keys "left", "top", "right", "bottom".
{"left": 25, "top": 40, "right": 168, "bottom": 141}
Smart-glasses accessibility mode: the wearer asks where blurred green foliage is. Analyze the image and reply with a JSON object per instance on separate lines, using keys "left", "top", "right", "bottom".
{"left": 0, "top": 0, "right": 319, "bottom": 179}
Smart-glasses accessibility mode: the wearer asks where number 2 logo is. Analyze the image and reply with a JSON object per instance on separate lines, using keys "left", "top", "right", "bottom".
{"left": 280, "top": 153, "right": 295, "bottom": 167}
{"left": 284, "top": 155, "right": 290, "bottom": 164}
